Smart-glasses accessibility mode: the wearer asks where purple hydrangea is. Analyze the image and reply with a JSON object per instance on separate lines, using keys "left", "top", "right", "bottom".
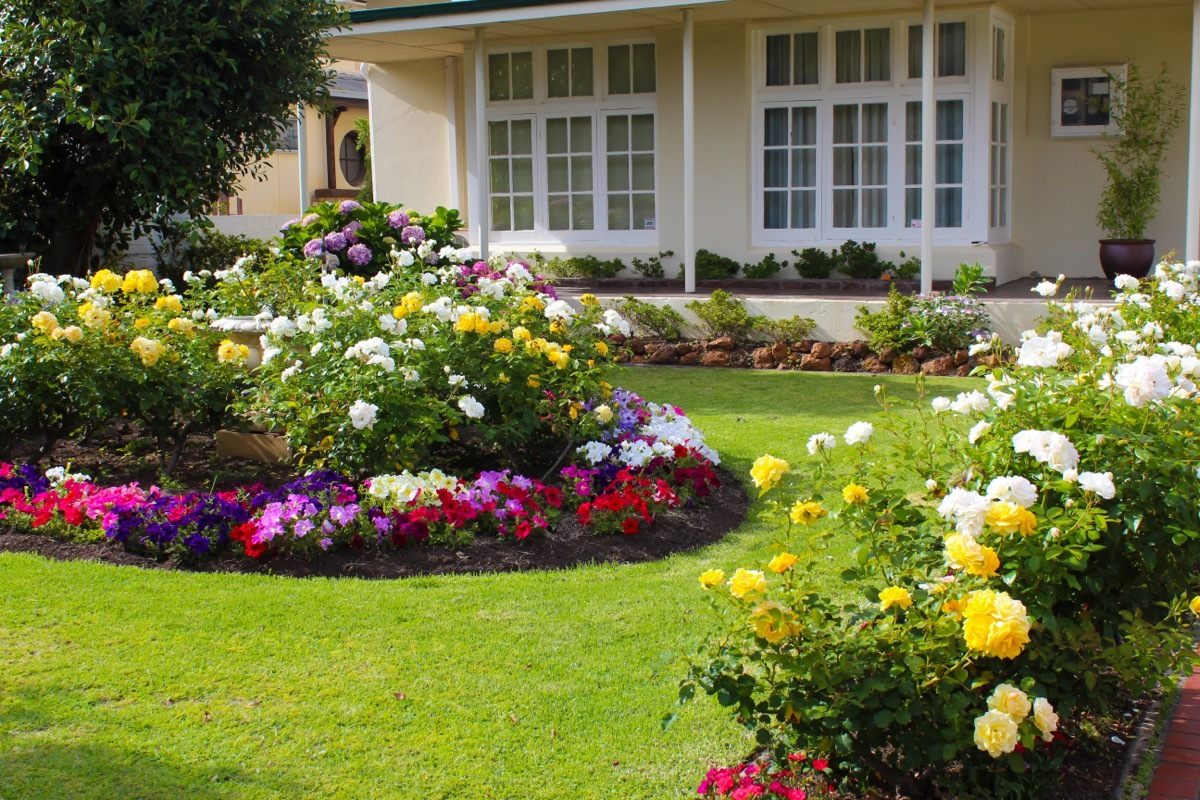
{"left": 301, "top": 213, "right": 320, "bottom": 226}
{"left": 387, "top": 210, "right": 410, "bottom": 229}
{"left": 425, "top": 252, "right": 439, "bottom": 265}
{"left": 343, "top": 221, "right": 364, "bottom": 244}
{"left": 347, "top": 243, "right": 373, "bottom": 266}
{"left": 281, "top": 218, "right": 300, "bottom": 232}
{"left": 303, "top": 238, "right": 325, "bottom": 259}
{"left": 339, "top": 200, "right": 363, "bottom": 215}
{"left": 323, "top": 231, "right": 348, "bottom": 252}
{"left": 400, "top": 225, "right": 425, "bottom": 245}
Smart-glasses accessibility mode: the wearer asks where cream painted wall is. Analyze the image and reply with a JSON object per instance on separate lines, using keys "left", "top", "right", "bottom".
{"left": 235, "top": 153, "right": 302, "bottom": 216}
{"left": 367, "top": 59, "right": 453, "bottom": 216}
{"left": 1017, "top": 6, "right": 1193, "bottom": 279}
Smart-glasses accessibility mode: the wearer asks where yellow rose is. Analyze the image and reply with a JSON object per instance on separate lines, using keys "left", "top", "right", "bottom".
{"left": 987, "top": 684, "right": 1031, "bottom": 722}
{"left": 985, "top": 501, "right": 1038, "bottom": 536}
{"left": 594, "top": 341, "right": 609, "bottom": 357}
{"left": 134, "top": 317, "right": 151, "bottom": 329}
{"left": 749, "top": 454, "right": 789, "bottom": 492}
{"left": 550, "top": 320, "right": 567, "bottom": 334}
{"left": 90, "top": 269, "right": 116, "bottom": 291}
{"left": 527, "top": 375, "right": 541, "bottom": 388}
{"left": 402, "top": 291, "right": 423, "bottom": 312}
{"left": 217, "top": 339, "right": 248, "bottom": 364}
{"left": 944, "top": 534, "right": 1000, "bottom": 579}
{"left": 1190, "top": 596, "right": 1200, "bottom": 616}
{"left": 493, "top": 338, "right": 514, "bottom": 354}
{"left": 392, "top": 305, "right": 409, "bottom": 320}
{"left": 842, "top": 483, "right": 869, "bottom": 504}
{"left": 31, "top": 311, "right": 59, "bottom": 335}
{"left": 698, "top": 569, "right": 725, "bottom": 588}
{"left": 513, "top": 326, "right": 531, "bottom": 341}
{"left": 50, "top": 326, "right": 67, "bottom": 340}
{"left": 155, "top": 295, "right": 183, "bottom": 313}
{"left": 962, "top": 590, "right": 1031, "bottom": 660}
{"left": 879, "top": 586, "right": 913, "bottom": 611}
{"left": 767, "top": 552, "right": 798, "bottom": 574}
{"left": 130, "top": 336, "right": 164, "bottom": 366}
{"left": 580, "top": 293, "right": 599, "bottom": 306}
{"left": 751, "top": 600, "right": 800, "bottom": 644}
{"left": 62, "top": 326, "right": 83, "bottom": 344}
{"left": 122, "top": 269, "right": 157, "bottom": 294}
{"left": 973, "top": 709, "right": 1019, "bottom": 758}
{"left": 488, "top": 320, "right": 505, "bottom": 334}
{"left": 78, "top": 303, "right": 111, "bottom": 329}
{"left": 594, "top": 404, "right": 613, "bottom": 424}
{"left": 520, "top": 296, "right": 545, "bottom": 313}
{"left": 455, "top": 312, "right": 479, "bottom": 334}
{"left": 728, "top": 568, "right": 767, "bottom": 600}
{"left": 550, "top": 351, "right": 570, "bottom": 369}
{"left": 167, "top": 317, "right": 196, "bottom": 337}
{"left": 789, "top": 500, "right": 826, "bottom": 526}
{"left": 1033, "top": 698, "right": 1059, "bottom": 742}
{"left": 498, "top": 373, "right": 509, "bottom": 384}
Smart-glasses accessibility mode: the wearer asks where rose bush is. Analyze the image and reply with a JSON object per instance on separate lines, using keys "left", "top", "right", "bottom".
{"left": 682, "top": 262, "right": 1200, "bottom": 799}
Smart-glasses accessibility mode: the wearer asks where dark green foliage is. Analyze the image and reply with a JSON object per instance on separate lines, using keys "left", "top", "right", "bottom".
{"left": 856, "top": 264, "right": 992, "bottom": 353}
{"left": 613, "top": 296, "right": 688, "bottom": 341}
{"left": 760, "top": 315, "right": 815, "bottom": 343}
{"left": 685, "top": 290, "right": 765, "bottom": 342}
{"left": 837, "top": 240, "right": 893, "bottom": 279}
{"left": 539, "top": 254, "right": 626, "bottom": 279}
{"left": 629, "top": 250, "right": 674, "bottom": 279}
{"left": 0, "top": 0, "right": 346, "bottom": 274}
{"left": 691, "top": 249, "right": 741, "bottom": 280}
{"left": 892, "top": 251, "right": 921, "bottom": 279}
{"left": 791, "top": 247, "right": 839, "bottom": 279}
{"left": 150, "top": 217, "right": 276, "bottom": 291}
{"left": 741, "top": 252, "right": 788, "bottom": 280}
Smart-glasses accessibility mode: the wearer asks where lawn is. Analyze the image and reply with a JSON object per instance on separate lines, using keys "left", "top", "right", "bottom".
{"left": 0, "top": 369, "right": 974, "bottom": 800}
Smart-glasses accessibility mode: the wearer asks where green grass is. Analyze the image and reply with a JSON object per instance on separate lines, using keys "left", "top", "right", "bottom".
{"left": 0, "top": 369, "right": 975, "bottom": 800}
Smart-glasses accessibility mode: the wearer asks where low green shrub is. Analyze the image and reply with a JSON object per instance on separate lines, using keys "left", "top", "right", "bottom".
{"left": 537, "top": 254, "right": 626, "bottom": 279}
{"left": 688, "top": 249, "right": 741, "bottom": 280}
{"left": 856, "top": 264, "right": 992, "bottom": 354}
{"left": 759, "top": 315, "right": 815, "bottom": 344}
{"left": 791, "top": 247, "right": 839, "bottom": 279}
{"left": 685, "top": 290, "right": 764, "bottom": 342}
{"left": 630, "top": 250, "right": 674, "bottom": 279}
{"left": 892, "top": 251, "right": 921, "bottom": 279}
{"left": 613, "top": 296, "right": 688, "bottom": 341}
{"left": 742, "top": 252, "right": 788, "bottom": 280}
{"left": 837, "top": 240, "right": 893, "bottom": 279}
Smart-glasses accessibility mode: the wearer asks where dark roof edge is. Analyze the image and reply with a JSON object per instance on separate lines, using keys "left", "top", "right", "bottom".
{"left": 349, "top": 0, "right": 580, "bottom": 24}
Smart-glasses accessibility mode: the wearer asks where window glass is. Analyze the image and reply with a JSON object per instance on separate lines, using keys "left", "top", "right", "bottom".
{"left": 489, "top": 119, "right": 535, "bottom": 231}
{"left": 546, "top": 116, "right": 593, "bottom": 230}
{"left": 339, "top": 131, "right": 366, "bottom": 186}
{"left": 608, "top": 43, "right": 655, "bottom": 94}
{"left": 607, "top": 113, "right": 655, "bottom": 231}
{"left": 489, "top": 52, "right": 533, "bottom": 101}
{"left": 547, "top": 48, "right": 593, "bottom": 98}
{"left": 763, "top": 106, "right": 817, "bottom": 230}
{"left": 904, "top": 100, "right": 964, "bottom": 228}
{"left": 993, "top": 26, "right": 1007, "bottom": 82}
{"left": 909, "top": 23, "right": 966, "bottom": 79}
{"left": 835, "top": 30, "right": 861, "bottom": 84}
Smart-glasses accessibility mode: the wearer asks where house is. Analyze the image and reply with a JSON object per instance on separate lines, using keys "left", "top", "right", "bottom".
{"left": 322, "top": 0, "right": 1200, "bottom": 288}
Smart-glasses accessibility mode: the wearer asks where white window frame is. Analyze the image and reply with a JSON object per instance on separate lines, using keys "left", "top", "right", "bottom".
{"left": 476, "top": 39, "right": 658, "bottom": 248}
{"left": 751, "top": 13, "right": 987, "bottom": 248}
{"left": 987, "top": 11, "right": 1014, "bottom": 241}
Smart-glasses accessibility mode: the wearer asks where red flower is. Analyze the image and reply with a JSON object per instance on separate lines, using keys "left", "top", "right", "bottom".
{"left": 811, "top": 759, "right": 828, "bottom": 771}
{"left": 622, "top": 517, "right": 640, "bottom": 535}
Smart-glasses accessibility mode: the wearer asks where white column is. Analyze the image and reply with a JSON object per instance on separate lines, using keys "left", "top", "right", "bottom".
{"left": 474, "top": 27, "right": 490, "bottom": 260}
{"left": 920, "top": 0, "right": 935, "bottom": 294}
{"left": 297, "top": 105, "right": 310, "bottom": 215}
{"left": 446, "top": 56, "right": 462, "bottom": 212}
{"left": 1187, "top": 0, "right": 1200, "bottom": 261}
{"left": 682, "top": 8, "right": 696, "bottom": 293}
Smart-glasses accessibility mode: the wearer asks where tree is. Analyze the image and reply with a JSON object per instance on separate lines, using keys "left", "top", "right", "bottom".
{"left": 0, "top": 0, "right": 346, "bottom": 274}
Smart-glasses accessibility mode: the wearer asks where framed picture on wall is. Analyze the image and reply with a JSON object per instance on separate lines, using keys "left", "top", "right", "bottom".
{"left": 1051, "top": 65, "right": 1125, "bottom": 138}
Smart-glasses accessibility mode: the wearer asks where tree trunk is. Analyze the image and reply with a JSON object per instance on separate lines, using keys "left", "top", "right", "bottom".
{"left": 43, "top": 218, "right": 99, "bottom": 276}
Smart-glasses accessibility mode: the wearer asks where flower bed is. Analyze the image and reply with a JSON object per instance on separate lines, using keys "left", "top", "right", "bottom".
{"left": 680, "top": 262, "right": 1200, "bottom": 799}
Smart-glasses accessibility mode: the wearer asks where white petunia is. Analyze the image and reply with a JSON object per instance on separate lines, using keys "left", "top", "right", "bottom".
{"left": 577, "top": 441, "right": 614, "bottom": 465}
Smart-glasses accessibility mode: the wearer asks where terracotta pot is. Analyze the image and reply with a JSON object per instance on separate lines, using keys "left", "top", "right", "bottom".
{"left": 1098, "top": 239, "right": 1155, "bottom": 280}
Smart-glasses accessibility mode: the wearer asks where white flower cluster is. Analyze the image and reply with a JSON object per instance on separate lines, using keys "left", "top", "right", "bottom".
{"left": 344, "top": 337, "right": 395, "bottom": 373}
{"left": 368, "top": 468, "right": 461, "bottom": 506}
{"left": 574, "top": 401, "right": 719, "bottom": 468}
{"left": 1012, "top": 430, "right": 1079, "bottom": 474}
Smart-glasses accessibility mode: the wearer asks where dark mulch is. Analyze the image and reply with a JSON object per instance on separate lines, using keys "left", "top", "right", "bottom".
{"left": 1, "top": 425, "right": 749, "bottom": 579}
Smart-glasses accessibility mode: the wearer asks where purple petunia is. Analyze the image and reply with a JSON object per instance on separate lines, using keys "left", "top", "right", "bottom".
{"left": 346, "top": 243, "right": 373, "bottom": 266}
{"left": 387, "top": 210, "right": 410, "bottom": 229}
{"left": 343, "top": 221, "right": 364, "bottom": 244}
{"left": 323, "top": 231, "right": 348, "bottom": 252}
{"left": 400, "top": 225, "right": 425, "bottom": 245}
{"left": 339, "top": 200, "right": 363, "bottom": 215}
{"left": 303, "top": 239, "right": 325, "bottom": 259}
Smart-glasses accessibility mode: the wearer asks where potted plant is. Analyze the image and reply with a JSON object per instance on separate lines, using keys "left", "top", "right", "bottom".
{"left": 1092, "top": 63, "right": 1184, "bottom": 279}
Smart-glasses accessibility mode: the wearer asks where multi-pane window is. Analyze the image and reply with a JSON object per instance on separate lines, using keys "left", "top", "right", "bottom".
{"left": 547, "top": 48, "right": 593, "bottom": 98}
{"left": 993, "top": 27, "right": 1007, "bottom": 82}
{"left": 546, "top": 117, "right": 594, "bottom": 230}
{"left": 990, "top": 102, "right": 1009, "bottom": 229}
{"left": 907, "top": 22, "right": 967, "bottom": 79}
{"left": 904, "top": 100, "right": 965, "bottom": 228}
{"left": 762, "top": 106, "right": 817, "bottom": 229}
{"left": 836, "top": 28, "right": 890, "bottom": 84}
{"left": 765, "top": 33, "right": 819, "bottom": 86}
{"left": 608, "top": 44, "right": 656, "bottom": 94}
{"left": 485, "top": 43, "right": 656, "bottom": 241}
{"left": 832, "top": 103, "right": 888, "bottom": 228}
{"left": 488, "top": 119, "right": 535, "bottom": 231}
{"left": 488, "top": 52, "right": 534, "bottom": 101}
{"left": 606, "top": 114, "right": 656, "bottom": 230}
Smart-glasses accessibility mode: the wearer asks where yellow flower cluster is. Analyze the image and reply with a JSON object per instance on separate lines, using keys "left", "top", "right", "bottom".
{"left": 879, "top": 586, "right": 913, "bottom": 611}
{"left": 89, "top": 269, "right": 121, "bottom": 293}
{"left": 519, "top": 296, "right": 545, "bottom": 313}
{"left": 130, "top": 336, "right": 165, "bottom": 366}
{"left": 594, "top": 341, "right": 609, "bottom": 357}
{"left": 944, "top": 533, "right": 1000, "bottom": 578}
{"left": 594, "top": 404, "right": 614, "bottom": 424}
{"left": 842, "top": 483, "right": 869, "bottom": 504}
{"left": 698, "top": 569, "right": 725, "bottom": 588}
{"left": 454, "top": 312, "right": 504, "bottom": 335}
{"left": 217, "top": 339, "right": 250, "bottom": 364}
{"left": 167, "top": 317, "right": 197, "bottom": 337}
{"left": 962, "top": 590, "right": 1031, "bottom": 659}
{"left": 974, "top": 684, "right": 1058, "bottom": 758}
{"left": 985, "top": 501, "right": 1038, "bottom": 536}
{"left": 729, "top": 568, "right": 767, "bottom": 600}
{"left": 31, "top": 311, "right": 59, "bottom": 335}
{"left": 77, "top": 303, "right": 111, "bottom": 329}
{"left": 767, "top": 552, "right": 798, "bottom": 573}
{"left": 750, "top": 454, "right": 789, "bottom": 492}
{"left": 393, "top": 291, "right": 423, "bottom": 319}
{"left": 121, "top": 269, "right": 158, "bottom": 294}
{"left": 1191, "top": 596, "right": 1200, "bottom": 615}
{"left": 493, "top": 338, "right": 513, "bottom": 354}
{"left": 789, "top": 500, "right": 826, "bottom": 525}
{"left": 155, "top": 294, "right": 184, "bottom": 313}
